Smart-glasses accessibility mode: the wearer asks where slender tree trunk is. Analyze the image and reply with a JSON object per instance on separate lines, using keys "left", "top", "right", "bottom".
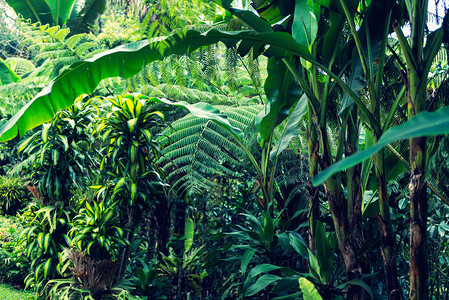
{"left": 374, "top": 150, "right": 402, "bottom": 300}
{"left": 152, "top": 194, "right": 170, "bottom": 256}
{"left": 320, "top": 126, "right": 365, "bottom": 299}
{"left": 307, "top": 115, "right": 320, "bottom": 253}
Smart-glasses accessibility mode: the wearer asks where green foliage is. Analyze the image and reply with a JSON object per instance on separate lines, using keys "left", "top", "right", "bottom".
{"left": 69, "top": 200, "right": 127, "bottom": 260}
{"left": 0, "top": 175, "right": 30, "bottom": 215}
{"left": 18, "top": 201, "right": 72, "bottom": 292}
{"left": 158, "top": 105, "right": 260, "bottom": 196}
{"left": 0, "top": 216, "right": 29, "bottom": 286}
{"left": 94, "top": 93, "right": 168, "bottom": 209}
{"left": 5, "top": 0, "right": 107, "bottom": 35}
{"left": 18, "top": 96, "right": 97, "bottom": 203}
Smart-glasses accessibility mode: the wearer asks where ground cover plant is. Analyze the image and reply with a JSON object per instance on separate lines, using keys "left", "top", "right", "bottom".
{"left": 0, "top": 0, "right": 447, "bottom": 299}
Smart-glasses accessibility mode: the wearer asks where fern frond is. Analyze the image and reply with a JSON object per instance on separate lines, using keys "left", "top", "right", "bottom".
{"left": 158, "top": 105, "right": 262, "bottom": 197}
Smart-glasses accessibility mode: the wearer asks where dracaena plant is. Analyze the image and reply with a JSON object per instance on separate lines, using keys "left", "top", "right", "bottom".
{"left": 18, "top": 95, "right": 98, "bottom": 204}
{"left": 68, "top": 200, "right": 127, "bottom": 261}
{"left": 17, "top": 201, "right": 72, "bottom": 294}
{"left": 93, "top": 92, "right": 169, "bottom": 281}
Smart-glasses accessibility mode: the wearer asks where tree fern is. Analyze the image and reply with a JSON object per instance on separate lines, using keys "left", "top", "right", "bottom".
{"left": 158, "top": 105, "right": 260, "bottom": 197}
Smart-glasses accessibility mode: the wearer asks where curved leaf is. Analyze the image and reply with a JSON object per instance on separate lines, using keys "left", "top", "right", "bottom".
{"left": 298, "top": 277, "right": 323, "bottom": 300}
{"left": 67, "top": 0, "right": 106, "bottom": 35}
{"left": 5, "top": 0, "right": 53, "bottom": 25}
{"left": 0, "top": 58, "right": 20, "bottom": 85}
{"left": 256, "top": 57, "right": 302, "bottom": 141}
{"left": 313, "top": 106, "right": 449, "bottom": 186}
{"left": 269, "top": 93, "right": 308, "bottom": 161}
{"left": 245, "top": 274, "right": 282, "bottom": 297}
{"left": 0, "top": 28, "right": 312, "bottom": 142}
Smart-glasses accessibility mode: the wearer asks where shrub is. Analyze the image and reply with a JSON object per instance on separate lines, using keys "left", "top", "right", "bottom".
{"left": 0, "top": 176, "right": 30, "bottom": 215}
{"left": 0, "top": 215, "right": 29, "bottom": 286}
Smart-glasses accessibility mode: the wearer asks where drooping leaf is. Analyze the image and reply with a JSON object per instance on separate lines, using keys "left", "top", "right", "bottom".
{"left": 256, "top": 57, "right": 302, "bottom": 142}
{"left": 269, "top": 93, "right": 308, "bottom": 161}
{"left": 5, "top": 0, "right": 53, "bottom": 25}
{"left": 0, "top": 58, "right": 20, "bottom": 85}
{"left": 0, "top": 28, "right": 312, "bottom": 142}
{"left": 313, "top": 106, "right": 449, "bottom": 186}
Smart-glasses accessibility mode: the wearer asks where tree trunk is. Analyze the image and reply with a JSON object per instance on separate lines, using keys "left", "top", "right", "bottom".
{"left": 307, "top": 116, "right": 320, "bottom": 253}
{"left": 152, "top": 194, "right": 170, "bottom": 256}
{"left": 374, "top": 150, "right": 402, "bottom": 300}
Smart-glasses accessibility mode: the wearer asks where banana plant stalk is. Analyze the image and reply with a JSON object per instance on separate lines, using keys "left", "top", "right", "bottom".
{"left": 393, "top": 0, "right": 445, "bottom": 297}
{"left": 339, "top": 0, "right": 402, "bottom": 297}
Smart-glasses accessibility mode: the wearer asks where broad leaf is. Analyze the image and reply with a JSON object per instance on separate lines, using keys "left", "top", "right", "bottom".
{"left": 5, "top": 0, "right": 53, "bottom": 25}
{"left": 292, "top": 0, "right": 319, "bottom": 48}
{"left": 298, "top": 277, "right": 323, "bottom": 300}
{"left": 67, "top": 0, "right": 107, "bottom": 35}
{"left": 245, "top": 274, "right": 282, "bottom": 297}
{"left": 256, "top": 57, "right": 302, "bottom": 142}
{"left": 269, "top": 93, "right": 308, "bottom": 161}
{"left": 46, "top": 0, "right": 79, "bottom": 25}
{"left": 184, "top": 217, "right": 194, "bottom": 253}
{"left": 313, "top": 106, "right": 449, "bottom": 186}
{"left": 0, "top": 28, "right": 312, "bottom": 142}
{"left": 0, "top": 58, "right": 20, "bottom": 85}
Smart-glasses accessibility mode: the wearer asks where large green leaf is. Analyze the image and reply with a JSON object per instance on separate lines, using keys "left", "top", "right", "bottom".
{"left": 269, "top": 93, "right": 308, "bottom": 161}
{"left": 0, "top": 28, "right": 312, "bottom": 142}
{"left": 46, "top": 0, "right": 79, "bottom": 25}
{"left": 5, "top": 0, "right": 53, "bottom": 25}
{"left": 313, "top": 106, "right": 449, "bottom": 186}
{"left": 292, "top": 0, "right": 319, "bottom": 48}
{"left": 256, "top": 57, "right": 302, "bottom": 142}
{"left": 67, "top": 0, "right": 107, "bottom": 35}
{"left": 0, "top": 58, "right": 20, "bottom": 85}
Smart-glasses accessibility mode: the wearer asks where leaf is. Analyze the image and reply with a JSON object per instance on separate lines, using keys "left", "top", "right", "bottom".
{"left": 0, "top": 58, "right": 20, "bottom": 85}
{"left": 270, "top": 93, "right": 308, "bottom": 161}
{"left": 314, "top": 221, "right": 333, "bottom": 283}
{"left": 46, "top": 0, "right": 79, "bottom": 25}
{"left": 5, "top": 0, "right": 53, "bottom": 25}
{"left": 184, "top": 217, "right": 194, "bottom": 253}
{"left": 292, "top": 0, "right": 319, "bottom": 48}
{"left": 247, "top": 263, "right": 283, "bottom": 278}
{"left": 289, "top": 232, "right": 309, "bottom": 259}
{"left": 298, "top": 277, "right": 323, "bottom": 300}
{"left": 241, "top": 249, "right": 256, "bottom": 274}
{"left": 0, "top": 28, "right": 313, "bottom": 142}
{"left": 245, "top": 274, "right": 282, "bottom": 297}
{"left": 256, "top": 57, "right": 302, "bottom": 142}
{"left": 67, "top": 0, "right": 107, "bottom": 35}
{"left": 313, "top": 106, "right": 449, "bottom": 186}
{"left": 336, "top": 279, "right": 373, "bottom": 299}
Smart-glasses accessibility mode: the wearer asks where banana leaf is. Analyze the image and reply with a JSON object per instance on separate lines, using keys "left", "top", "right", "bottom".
{"left": 0, "top": 28, "right": 312, "bottom": 142}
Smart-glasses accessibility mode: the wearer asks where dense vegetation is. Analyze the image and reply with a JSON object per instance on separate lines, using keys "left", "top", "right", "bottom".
{"left": 0, "top": 0, "right": 447, "bottom": 299}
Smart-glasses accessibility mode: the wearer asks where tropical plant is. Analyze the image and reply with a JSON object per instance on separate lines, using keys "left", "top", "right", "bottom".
{"left": 18, "top": 201, "right": 72, "bottom": 293}
{"left": 69, "top": 200, "right": 127, "bottom": 261}
{"left": 18, "top": 96, "right": 98, "bottom": 204}
{"left": 5, "top": 0, "right": 107, "bottom": 35}
{"left": 0, "top": 175, "right": 30, "bottom": 215}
